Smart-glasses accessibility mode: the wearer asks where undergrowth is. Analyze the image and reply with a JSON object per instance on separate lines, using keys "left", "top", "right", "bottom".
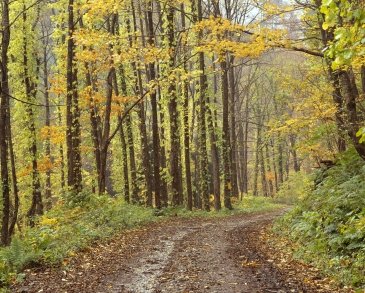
{"left": 0, "top": 194, "right": 282, "bottom": 288}
{"left": 274, "top": 150, "right": 365, "bottom": 290}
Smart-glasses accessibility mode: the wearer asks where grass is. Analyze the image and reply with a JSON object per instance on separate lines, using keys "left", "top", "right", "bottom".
{"left": 162, "top": 196, "right": 285, "bottom": 218}
{"left": 0, "top": 194, "right": 283, "bottom": 288}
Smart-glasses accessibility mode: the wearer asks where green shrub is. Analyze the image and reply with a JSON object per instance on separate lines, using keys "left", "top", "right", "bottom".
{"left": 274, "top": 171, "right": 313, "bottom": 204}
{"left": 0, "top": 195, "right": 156, "bottom": 285}
{"left": 275, "top": 150, "right": 365, "bottom": 289}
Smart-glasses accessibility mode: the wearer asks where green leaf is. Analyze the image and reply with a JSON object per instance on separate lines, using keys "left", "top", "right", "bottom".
{"left": 356, "top": 128, "right": 364, "bottom": 138}
{"left": 343, "top": 50, "right": 353, "bottom": 60}
{"left": 322, "top": 22, "right": 330, "bottom": 30}
{"left": 322, "top": 0, "right": 333, "bottom": 6}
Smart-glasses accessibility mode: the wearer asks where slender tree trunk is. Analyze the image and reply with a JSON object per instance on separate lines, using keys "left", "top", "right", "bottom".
{"left": 271, "top": 139, "right": 279, "bottom": 192}
{"left": 361, "top": 65, "right": 365, "bottom": 95}
{"left": 237, "top": 122, "right": 244, "bottom": 195}
{"left": 118, "top": 64, "right": 139, "bottom": 202}
{"left": 277, "top": 138, "right": 284, "bottom": 186}
{"left": 253, "top": 125, "right": 261, "bottom": 196}
{"left": 66, "top": 0, "right": 82, "bottom": 193}
{"left": 208, "top": 57, "right": 221, "bottom": 209}
{"left": 221, "top": 57, "right": 233, "bottom": 209}
{"left": 289, "top": 134, "right": 300, "bottom": 172}
{"left": 265, "top": 143, "right": 274, "bottom": 197}
{"left": 127, "top": 4, "right": 152, "bottom": 204}
{"left": 58, "top": 108, "right": 65, "bottom": 189}
{"left": 229, "top": 56, "right": 239, "bottom": 198}
{"left": 154, "top": 3, "right": 168, "bottom": 208}
{"left": 146, "top": 0, "right": 161, "bottom": 209}
{"left": 8, "top": 125, "right": 18, "bottom": 236}
{"left": 159, "top": 106, "right": 169, "bottom": 207}
{"left": 192, "top": 0, "right": 211, "bottom": 211}
{"left": 43, "top": 42, "right": 52, "bottom": 208}
{"left": 119, "top": 122, "right": 130, "bottom": 203}
{"left": 259, "top": 141, "right": 268, "bottom": 197}
{"left": 181, "top": 4, "right": 193, "bottom": 211}
{"left": 167, "top": 6, "right": 183, "bottom": 206}
{"left": 0, "top": 0, "right": 11, "bottom": 246}
{"left": 22, "top": 10, "right": 43, "bottom": 222}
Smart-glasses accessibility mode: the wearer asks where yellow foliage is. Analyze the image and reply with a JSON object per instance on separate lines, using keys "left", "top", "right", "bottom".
{"left": 39, "top": 217, "right": 59, "bottom": 227}
{"left": 40, "top": 126, "right": 65, "bottom": 145}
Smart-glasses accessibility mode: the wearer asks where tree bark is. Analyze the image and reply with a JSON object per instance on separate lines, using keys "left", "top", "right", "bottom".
{"left": 193, "top": 0, "right": 211, "bottom": 211}
{"left": 221, "top": 57, "right": 233, "bottom": 209}
{"left": 0, "top": 0, "right": 11, "bottom": 246}
{"left": 43, "top": 38, "right": 52, "bottom": 208}
{"left": 167, "top": 6, "right": 183, "bottom": 206}
{"left": 66, "top": 0, "right": 82, "bottom": 193}
{"left": 146, "top": 0, "right": 162, "bottom": 209}
{"left": 22, "top": 9, "right": 43, "bottom": 222}
{"left": 181, "top": 4, "right": 193, "bottom": 211}
{"left": 208, "top": 60, "right": 221, "bottom": 210}
{"left": 229, "top": 56, "right": 239, "bottom": 198}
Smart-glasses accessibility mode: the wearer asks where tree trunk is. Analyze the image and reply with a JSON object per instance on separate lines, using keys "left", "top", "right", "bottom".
{"left": 119, "top": 122, "right": 130, "bottom": 203}
{"left": 181, "top": 4, "right": 193, "bottom": 211}
{"left": 289, "top": 134, "right": 300, "bottom": 172}
{"left": 265, "top": 144, "right": 274, "bottom": 197}
{"left": 339, "top": 70, "right": 365, "bottom": 159}
{"left": 22, "top": 9, "right": 43, "bottom": 222}
{"left": 221, "top": 57, "right": 233, "bottom": 209}
{"left": 167, "top": 6, "right": 183, "bottom": 206}
{"left": 43, "top": 40, "right": 52, "bottom": 208}
{"left": 242, "top": 95, "right": 249, "bottom": 194}
{"left": 58, "top": 109, "right": 65, "bottom": 189}
{"left": 66, "top": 0, "right": 82, "bottom": 193}
{"left": 229, "top": 56, "right": 239, "bottom": 198}
{"left": 146, "top": 0, "right": 162, "bottom": 209}
{"left": 208, "top": 61, "right": 221, "bottom": 210}
{"left": 0, "top": 0, "right": 11, "bottom": 246}
{"left": 118, "top": 66, "right": 139, "bottom": 203}
{"left": 253, "top": 125, "right": 260, "bottom": 196}
{"left": 127, "top": 5, "right": 153, "bottom": 204}
{"left": 193, "top": 0, "right": 211, "bottom": 211}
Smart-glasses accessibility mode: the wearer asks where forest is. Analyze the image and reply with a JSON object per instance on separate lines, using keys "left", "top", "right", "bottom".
{"left": 0, "top": 0, "right": 364, "bottom": 291}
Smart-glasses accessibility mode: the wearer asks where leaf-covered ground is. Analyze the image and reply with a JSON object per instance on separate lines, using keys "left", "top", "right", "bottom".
{"left": 12, "top": 210, "right": 353, "bottom": 293}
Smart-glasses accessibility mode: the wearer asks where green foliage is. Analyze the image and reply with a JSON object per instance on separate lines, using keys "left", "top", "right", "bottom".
{"left": 321, "top": 0, "right": 365, "bottom": 69}
{"left": 275, "top": 172, "right": 313, "bottom": 205}
{"left": 0, "top": 195, "right": 156, "bottom": 285}
{"left": 275, "top": 150, "right": 365, "bottom": 289}
{"left": 236, "top": 196, "right": 285, "bottom": 213}
{"left": 356, "top": 127, "right": 365, "bottom": 144}
{"left": 159, "top": 196, "right": 284, "bottom": 218}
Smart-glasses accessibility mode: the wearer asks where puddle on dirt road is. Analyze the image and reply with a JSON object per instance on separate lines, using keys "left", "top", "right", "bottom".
{"left": 98, "top": 227, "right": 194, "bottom": 293}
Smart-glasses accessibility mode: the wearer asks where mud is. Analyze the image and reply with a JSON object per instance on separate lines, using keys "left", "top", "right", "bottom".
{"left": 12, "top": 210, "right": 349, "bottom": 293}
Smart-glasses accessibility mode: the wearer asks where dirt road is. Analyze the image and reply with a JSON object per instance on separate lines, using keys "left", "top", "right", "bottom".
{"left": 13, "top": 210, "right": 348, "bottom": 293}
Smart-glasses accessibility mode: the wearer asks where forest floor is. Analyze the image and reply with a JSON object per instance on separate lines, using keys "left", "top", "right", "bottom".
{"left": 12, "top": 209, "right": 353, "bottom": 293}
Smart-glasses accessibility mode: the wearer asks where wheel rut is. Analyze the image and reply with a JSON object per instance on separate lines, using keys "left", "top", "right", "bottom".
{"left": 12, "top": 210, "right": 348, "bottom": 293}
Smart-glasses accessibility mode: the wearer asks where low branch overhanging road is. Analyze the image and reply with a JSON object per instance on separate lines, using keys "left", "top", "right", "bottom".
{"left": 13, "top": 210, "right": 352, "bottom": 293}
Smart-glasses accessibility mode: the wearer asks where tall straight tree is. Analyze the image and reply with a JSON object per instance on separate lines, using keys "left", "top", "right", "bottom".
{"left": 167, "top": 5, "right": 183, "bottom": 206}
{"left": 66, "top": 0, "right": 82, "bottom": 193}
{"left": 22, "top": 8, "right": 44, "bottom": 222}
{"left": 212, "top": 0, "right": 233, "bottom": 209}
{"left": 130, "top": 0, "right": 154, "bottom": 206}
{"left": 208, "top": 56, "right": 221, "bottom": 210}
{"left": 180, "top": 3, "right": 193, "bottom": 211}
{"left": 146, "top": 0, "right": 162, "bottom": 209}
{"left": 194, "top": 0, "right": 211, "bottom": 211}
{"left": 0, "top": 0, "right": 11, "bottom": 246}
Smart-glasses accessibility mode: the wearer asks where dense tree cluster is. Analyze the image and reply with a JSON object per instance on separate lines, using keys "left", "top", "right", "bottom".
{"left": 0, "top": 0, "right": 364, "bottom": 245}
